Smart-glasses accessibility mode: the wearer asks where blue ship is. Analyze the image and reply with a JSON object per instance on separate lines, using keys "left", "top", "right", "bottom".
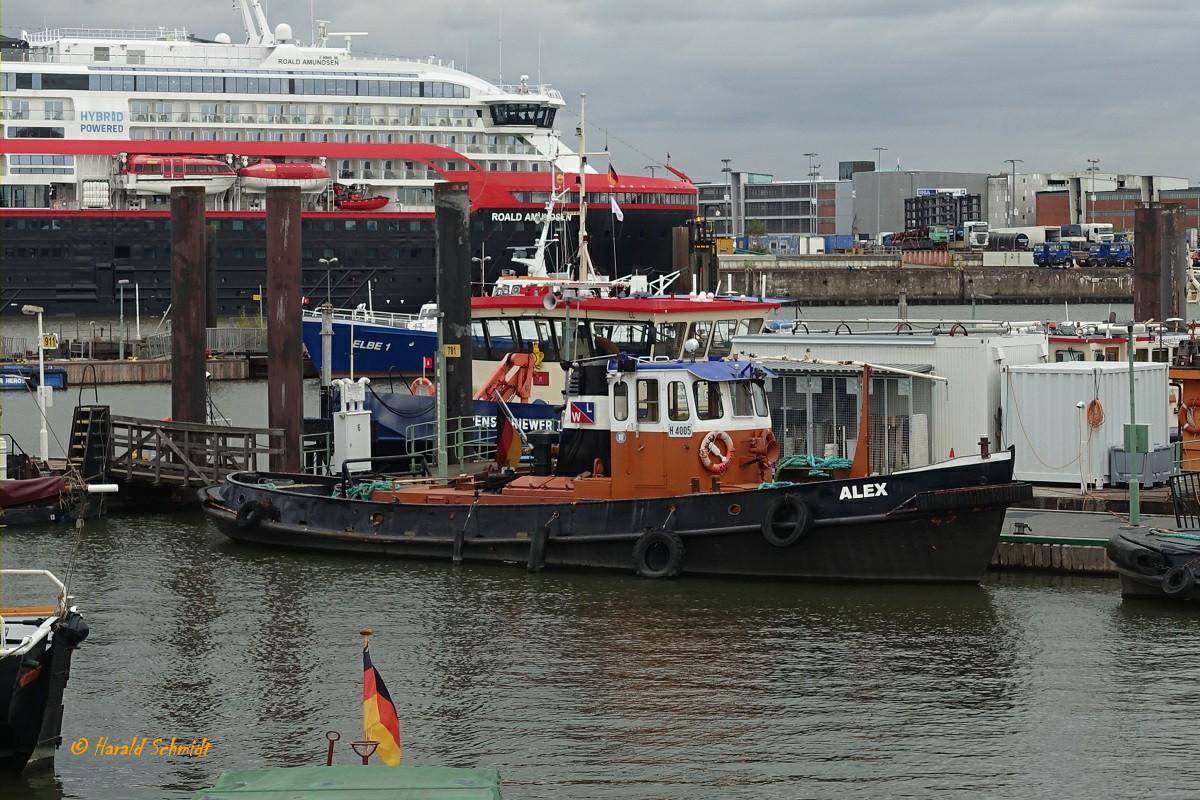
{"left": 301, "top": 306, "right": 438, "bottom": 377}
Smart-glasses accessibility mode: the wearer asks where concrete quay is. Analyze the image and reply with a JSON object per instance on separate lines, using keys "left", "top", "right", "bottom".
{"left": 718, "top": 257, "right": 1133, "bottom": 305}
{"left": 28, "top": 356, "right": 249, "bottom": 385}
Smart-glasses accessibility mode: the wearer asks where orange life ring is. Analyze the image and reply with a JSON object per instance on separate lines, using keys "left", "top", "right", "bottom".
{"left": 410, "top": 377, "right": 435, "bottom": 397}
{"left": 699, "top": 430, "right": 734, "bottom": 474}
{"left": 1179, "top": 397, "right": 1200, "bottom": 435}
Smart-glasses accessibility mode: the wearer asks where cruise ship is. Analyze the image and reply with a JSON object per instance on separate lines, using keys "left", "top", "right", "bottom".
{"left": 0, "top": 1, "right": 697, "bottom": 317}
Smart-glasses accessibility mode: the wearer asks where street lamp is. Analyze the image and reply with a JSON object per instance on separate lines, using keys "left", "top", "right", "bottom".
{"left": 318, "top": 257, "right": 339, "bottom": 306}
{"left": 117, "top": 279, "right": 129, "bottom": 359}
{"left": 21, "top": 304, "right": 48, "bottom": 464}
{"left": 1004, "top": 158, "right": 1024, "bottom": 226}
{"left": 471, "top": 251, "right": 492, "bottom": 295}
{"left": 803, "top": 153, "right": 817, "bottom": 180}
{"left": 1086, "top": 158, "right": 1100, "bottom": 224}
{"left": 872, "top": 147, "right": 887, "bottom": 241}
{"left": 721, "top": 158, "right": 733, "bottom": 238}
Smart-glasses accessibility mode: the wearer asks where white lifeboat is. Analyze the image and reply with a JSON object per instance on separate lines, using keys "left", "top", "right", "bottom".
{"left": 120, "top": 154, "right": 237, "bottom": 196}
{"left": 238, "top": 159, "right": 330, "bottom": 193}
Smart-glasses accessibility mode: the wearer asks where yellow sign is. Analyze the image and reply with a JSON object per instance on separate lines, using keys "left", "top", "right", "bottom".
{"left": 41, "top": 333, "right": 59, "bottom": 350}
{"left": 443, "top": 344, "right": 462, "bottom": 358}
{"left": 531, "top": 342, "right": 545, "bottom": 369}
{"left": 252, "top": 294, "right": 262, "bottom": 301}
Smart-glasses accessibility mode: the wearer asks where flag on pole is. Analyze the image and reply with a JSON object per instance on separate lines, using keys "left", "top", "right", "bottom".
{"left": 495, "top": 409, "right": 522, "bottom": 468}
{"left": 607, "top": 164, "right": 618, "bottom": 187}
{"left": 362, "top": 640, "right": 402, "bottom": 766}
{"left": 610, "top": 194, "right": 624, "bottom": 222}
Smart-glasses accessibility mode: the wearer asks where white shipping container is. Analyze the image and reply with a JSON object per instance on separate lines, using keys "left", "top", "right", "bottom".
{"left": 733, "top": 331, "right": 1049, "bottom": 460}
{"left": 1001, "top": 361, "right": 1169, "bottom": 485}
{"left": 982, "top": 251, "right": 1035, "bottom": 267}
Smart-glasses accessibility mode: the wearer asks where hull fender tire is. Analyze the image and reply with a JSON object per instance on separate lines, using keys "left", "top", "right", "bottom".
{"left": 633, "top": 531, "right": 684, "bottom": 579}
{"left": 236, "top": 500, "right": 264, "bottom": 529}
{"left": 762, "top": 494, "right": 812, "bottom": 547}
{"left": 1162, "top": 566, "right": 1195, "bottom": 598}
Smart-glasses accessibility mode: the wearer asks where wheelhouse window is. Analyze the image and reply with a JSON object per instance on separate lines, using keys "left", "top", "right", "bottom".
{"left": 687, "top": 320, "right": 713, "bottom": 356}
{"left": 613, "top": 381, "right": 629, "bottom": 422}
{"left": 590, "top": 320, "right": 653, "bottom": 358}
{"left": 693, "top": 380, "right": 724, "bottom": 420}
{"left": 667, "top": 381, "right": 690, "bottom": 421}
{"left": 711, "top": 320, "right": 738, "bottom": 357}
{"left": 752, "top": 383, "right": 769, "bottom": 417}
{"left": 636, "top": 379, "right": 660, "bottom": 423}
{"left": 732, "top": 381, "right": 755, "bottom": 417}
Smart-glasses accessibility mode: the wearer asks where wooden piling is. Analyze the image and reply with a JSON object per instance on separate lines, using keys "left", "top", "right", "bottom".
{"left": 266, "top": 186, "right": 303, "bottom": 472}
{"left": 170, "top": 186, "right": 207, "bottom": 424}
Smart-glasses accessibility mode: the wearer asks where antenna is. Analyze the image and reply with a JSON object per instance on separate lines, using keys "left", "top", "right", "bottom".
{"left": 315, "top": 19, "right": 330, "bottom": 48}
{"left": 497, "top": 1, "right": 503, "bottom": 87}
{"left": 327, "top": 30, "right": 368, "bottom": 51}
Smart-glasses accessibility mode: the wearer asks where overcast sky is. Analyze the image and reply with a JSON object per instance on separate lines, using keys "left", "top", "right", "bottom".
{"left": 5, "top": 0, "right": 1198, "bottom": 184}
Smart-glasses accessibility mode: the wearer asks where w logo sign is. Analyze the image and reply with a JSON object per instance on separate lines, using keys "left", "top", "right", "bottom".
{"left": 569, "top": 402, "right": 595, "bottom": 425}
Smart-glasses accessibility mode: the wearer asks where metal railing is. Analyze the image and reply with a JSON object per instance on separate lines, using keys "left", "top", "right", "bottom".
{"left": 403, "top": 416, "right": 497, "bottom": 467}
{"left": 143, "top": 326, "right": 268, "bottom": 359}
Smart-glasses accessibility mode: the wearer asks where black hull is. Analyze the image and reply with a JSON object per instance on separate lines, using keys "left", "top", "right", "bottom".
{"left": 0, "top": 613, "right": 84, "bottom": 773}
{"left": 201, "top": 457, "right": 1029, "bottom": 583}
{"left": 1107, "top": 529, "right": 1200, "bottom": 601}
{"left": 0, "top": 208, "right": 691, "bottom": 318}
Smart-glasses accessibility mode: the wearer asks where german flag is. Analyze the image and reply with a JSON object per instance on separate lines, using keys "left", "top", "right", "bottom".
{"left": 607, "top": 164, "right": 618, "bottom": 187}
{"left": 495, "top": 411, "right": 522, "bottom": 469}
{"left": 362, "top": 642, "right": 402, "bottom": 766}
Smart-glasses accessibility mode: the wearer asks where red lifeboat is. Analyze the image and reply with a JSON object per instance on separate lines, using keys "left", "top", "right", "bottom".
{"left": 238, "top": 159, "right": 330, "bottom": 193}
{"left": 121, "top": 154, "right": 237, "bottom": 196}
{"left": 333, "top": 183, "right": 389, "bottom": 211}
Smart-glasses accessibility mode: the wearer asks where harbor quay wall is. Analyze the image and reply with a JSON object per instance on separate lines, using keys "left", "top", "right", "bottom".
{"left": 718, "top": 256, "right": 1135, "bottom": 305}
{"left": 43, "top": 357, "right": 248, "bottom": 385}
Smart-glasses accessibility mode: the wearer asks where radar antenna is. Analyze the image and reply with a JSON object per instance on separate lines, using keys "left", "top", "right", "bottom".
{"left": 327, "top": 30, "right": 368, "bottom": 52}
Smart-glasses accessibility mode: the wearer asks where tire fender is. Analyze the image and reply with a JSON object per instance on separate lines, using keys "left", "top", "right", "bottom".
{"left": 632, "top": 530, "right": 684, "bottom": 579}
{"left": 761, "top": 493, "right": 812, "bottom": 547}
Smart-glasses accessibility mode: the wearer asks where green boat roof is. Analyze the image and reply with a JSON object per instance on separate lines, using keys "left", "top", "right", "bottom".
{"left": 189, "top": 765, "right": 503, "bottom": 800}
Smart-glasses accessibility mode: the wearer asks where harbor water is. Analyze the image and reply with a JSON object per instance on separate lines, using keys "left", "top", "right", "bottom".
{"left": 5, "top": 516, "right": 1200, "bottom": 799}
{"left": 4, "top": 301, "right": 1200, "bottom": 798}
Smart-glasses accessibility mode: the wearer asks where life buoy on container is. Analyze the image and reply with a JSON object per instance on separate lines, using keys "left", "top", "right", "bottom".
{"left": 1180, "top": 398, "right": 1200, "bottom": 435}
{"left": 699, "top": 430, "right": 734, "bottom": 474}
{"left": 410, "top": 377, "right": 435, "bottom": 397}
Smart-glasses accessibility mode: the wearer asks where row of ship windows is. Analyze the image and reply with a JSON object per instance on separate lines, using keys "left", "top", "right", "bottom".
{"left": 0, "top": 215, "right": 434, "bottom": 232}
{"left": 513, "top": 190, "right": 697, "bottom": 206}
{"left": 3, "top": 71, "right": 470, "bottom": 99}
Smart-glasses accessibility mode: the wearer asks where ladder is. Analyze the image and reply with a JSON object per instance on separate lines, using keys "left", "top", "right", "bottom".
{"left": 67, "top": 404, "right": 111, "bottom": 482}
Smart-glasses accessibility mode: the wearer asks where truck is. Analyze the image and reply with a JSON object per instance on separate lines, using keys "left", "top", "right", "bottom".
{"left": 952, "top": 221, "right": 989, "bottom": 249}
{"left": 991, "top": 226, "right": 1060, "bottom": 246}
{"left": 1032, "top": 241, "right": 1073, "bottom": 268}
{"left": 1060, "top": 223, "right": 1115, "bottom": 245}
{"left": 1084, "top": 241, "right": 1134, "bottom": 268}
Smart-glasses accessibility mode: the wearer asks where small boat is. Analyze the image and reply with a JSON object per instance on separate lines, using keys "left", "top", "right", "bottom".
{"left": 120, "top": 154, "right": 237, "bottom": 195}
{"left": 1106, "top": 528, "right": 1200, "bottom": 601}
{"left": 1107, "top": 471, "right": 1200, "bottom": 601}
{"left": 332, "top": 183, "right": 389, "bottom": 211}
{"left": 190, "top": 765, "right": 503, "bottom": 799}
{"left": 0, "top": 365, "right": 67, "bottom": 392}
{"left": 301, "top": 303, "right": 440, "bottom": 377}
{"left": 201, "top": 357, "right": 1031, "bottom": 582}
{"left": 238, "top": 159, "right": 330, "bottom": 192}
{"left": 0, "top": 569, "right": 89, "bottom": 773}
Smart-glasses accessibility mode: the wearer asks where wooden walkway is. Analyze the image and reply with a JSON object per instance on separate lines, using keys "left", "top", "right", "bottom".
{"left": 108, "top": 416, "right": 283, "bottom": 488}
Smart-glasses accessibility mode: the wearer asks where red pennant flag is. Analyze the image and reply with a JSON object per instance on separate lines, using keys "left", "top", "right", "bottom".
{"left": 362, "top": 642, "right": 402, "bottom": 766}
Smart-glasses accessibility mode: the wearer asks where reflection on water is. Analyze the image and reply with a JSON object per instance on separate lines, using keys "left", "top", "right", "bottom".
{"left": 6, "top": 512, "right": 1200, "bottom": 799}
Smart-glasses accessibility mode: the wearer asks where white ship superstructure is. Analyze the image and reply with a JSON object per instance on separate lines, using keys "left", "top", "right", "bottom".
{"left": 0, "top": 1, "right": 697, "bottom": 316}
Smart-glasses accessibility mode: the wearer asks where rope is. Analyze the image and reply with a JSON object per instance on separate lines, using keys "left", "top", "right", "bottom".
{"left": 1005, "top": 370, "right": 1081, "bottom": 470}
{"left": 775, "top": 453, "right": 852, "bottom": 478}
{"left": 758, "top": 480, "right": 799, "bottom": 489}
{"left": 341, "top": 480, "right": 396, "bottom": 500}
{"left": 1087, "top": 398, "right": 1104, "bottom": 429}
{"left": 1149, "top": 528, "right": 1200, "bottom": 542}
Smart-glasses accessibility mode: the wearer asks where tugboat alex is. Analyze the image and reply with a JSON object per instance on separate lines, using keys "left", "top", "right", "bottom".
{"left": 202, "top": 349, "right": 1031, "bottom": 582}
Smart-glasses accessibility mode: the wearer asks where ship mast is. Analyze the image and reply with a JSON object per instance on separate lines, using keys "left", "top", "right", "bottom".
{"left": 576, "top": 93, "right": 594, "bottom": 282}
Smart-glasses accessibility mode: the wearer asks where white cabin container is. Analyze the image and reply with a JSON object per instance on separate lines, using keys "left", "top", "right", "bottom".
{"left": 1000, "top": 361, "right": 1169, "bottom": 485}
{"left": 733, "top": 330, "right": 1049, "bottom": 460}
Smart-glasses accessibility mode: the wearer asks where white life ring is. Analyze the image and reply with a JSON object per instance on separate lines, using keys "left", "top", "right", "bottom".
{"left": 699, "top": 430, "right": 734, "bottom": 474}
